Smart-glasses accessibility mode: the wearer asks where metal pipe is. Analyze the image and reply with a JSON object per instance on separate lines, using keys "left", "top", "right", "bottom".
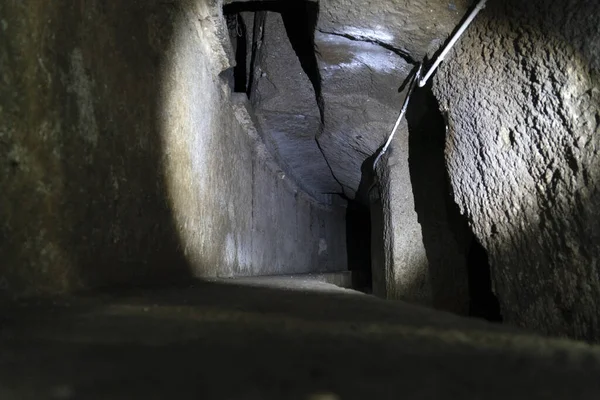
{"left": 418, "top": 0, "right": 487, "bottom": 87}
{"left": 373, "top": 64, "right": 422, "bottom": 170}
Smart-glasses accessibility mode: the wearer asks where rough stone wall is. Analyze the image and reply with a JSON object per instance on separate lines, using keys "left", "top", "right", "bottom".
{"left": 251, "top": 11, "right": 338, "bottom": 201}
{"left": 405, "top": 87, "right": 471, "bottom": 315}
{"left": 370, "top": 122, "right": 431, "bottom": 305}
{"left": 433, "top": 0, "right": 600, "bottom": 341}
{"left": 368, "top": 81, "right": 472, "bottom": 316}
{"left": 0, "top": 0, "right": 346, "bottom": 299}
{"left": 161, "top": 3, "right": 347, "bottom": 277}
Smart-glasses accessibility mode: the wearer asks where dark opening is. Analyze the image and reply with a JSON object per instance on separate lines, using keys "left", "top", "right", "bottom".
{"left": 467, "top": 238, "right": 502, "bottom": 321}
{"left": 406, "top": 83, "right": 502, "bottom": 321}
{"left": 224, "top": 13, "right": 249, "bottom": 93}
{"left": 345, "top": 200, "right": 372, "bottom": 293}
{"left": 223, "top": 1, "right": 323, "bottom": 119}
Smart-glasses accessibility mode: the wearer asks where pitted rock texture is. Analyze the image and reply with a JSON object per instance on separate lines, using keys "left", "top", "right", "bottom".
{"left": 433, "top": 0, "right": 600, "bottom": 341}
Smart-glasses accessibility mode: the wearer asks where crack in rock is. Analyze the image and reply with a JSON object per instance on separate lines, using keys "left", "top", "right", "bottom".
{"left": 317, "top": 29, "right": 418, "bottom": 65}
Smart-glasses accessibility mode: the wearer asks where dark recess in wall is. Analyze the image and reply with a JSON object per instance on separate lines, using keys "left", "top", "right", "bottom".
{"left": 225, "top": 13, "right": 248, "bottom": 93}
{"left": 406, "top": 84, "right": 501, "bottom": 320}
{"left": 345, "top": 200, "right": 372, "bottom": 292}
{"left": 223, "top": 1, "right": 324, "bottom": 120}
{"left": 467, "top": 238, "right": 502, "bottom": 321}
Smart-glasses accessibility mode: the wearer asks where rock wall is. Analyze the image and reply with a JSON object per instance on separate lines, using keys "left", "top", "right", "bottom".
{"left": 405, "top": 86, "right": 471, "bottom": 315}
{"left": 370, "top": 131, "right": 432, "bottom": 304}
{"left": 0, "top": 0, "right": 346, "bottom": 299}
{"left": 369, "top": 87, "right": 472, "bottom": 316}
{"left": 433, "top": 0, "right": 600, "bottom": 341}
{"left": 250, "top": 10, "right": 338, "bottom": 202}
{"left": 225, "top": 0, "right": 473, "bottom": 201}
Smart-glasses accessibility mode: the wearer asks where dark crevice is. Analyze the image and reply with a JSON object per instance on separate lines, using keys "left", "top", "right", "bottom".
{"left": 406, "top": 82, "right": 502, "bottom": 320}
{"left": 345, "top": 200, "right": 372, "bottom": 293}
{"left": 355, "top": 152, "right": 378, "bottom": 206}
{"left": 247, "top": 11, "right": 266, "bottom": 99}
{"left": 226, "top": 13, "right": 248, "bottom": 93}
{"left": 281, "top": 4, "right": 324, "bottom": 122}
{"left": 315, "top": 136, "right": 347, "bottom": 197}
{"left": 467, "top": 238, "right": 502, "bottom": 321}
{"left": 224, "top": 1, "right": 324, "bottom": 122}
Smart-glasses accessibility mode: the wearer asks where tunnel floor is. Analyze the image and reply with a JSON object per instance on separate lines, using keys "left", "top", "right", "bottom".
{"left": 1, "top": 280, "right": 600, "bottom": 399}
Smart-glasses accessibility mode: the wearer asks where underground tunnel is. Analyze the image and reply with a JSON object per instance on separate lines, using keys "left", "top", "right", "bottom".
{"left": 1, "top": 0, "right": 600, "bottom": 398}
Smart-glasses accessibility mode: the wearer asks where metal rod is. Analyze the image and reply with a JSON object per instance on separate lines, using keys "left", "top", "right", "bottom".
{"left": 373, "top": 64, "right": 422, "bottom": 170}
{"left": 418, "top": 0, "right": 487, "bottom": 87}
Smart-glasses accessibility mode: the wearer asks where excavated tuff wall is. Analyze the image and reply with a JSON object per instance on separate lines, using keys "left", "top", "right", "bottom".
{"left": 0, "top": 0, "right": 346, "bottom": 299}
{"left": 434, "top": 0, "right": 600, "bottom": 341}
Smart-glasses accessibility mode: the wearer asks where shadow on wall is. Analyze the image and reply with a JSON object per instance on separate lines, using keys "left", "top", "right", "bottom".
{"left": 406, "top": 84, "right": 501, "bottom": 320}
{"left": 0, "top": 1, "right": 193, "bottom": 298}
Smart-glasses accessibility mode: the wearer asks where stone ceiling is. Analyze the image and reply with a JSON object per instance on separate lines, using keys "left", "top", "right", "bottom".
{"left": 225, "top": 0, "right": 471, "bottom": 202}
